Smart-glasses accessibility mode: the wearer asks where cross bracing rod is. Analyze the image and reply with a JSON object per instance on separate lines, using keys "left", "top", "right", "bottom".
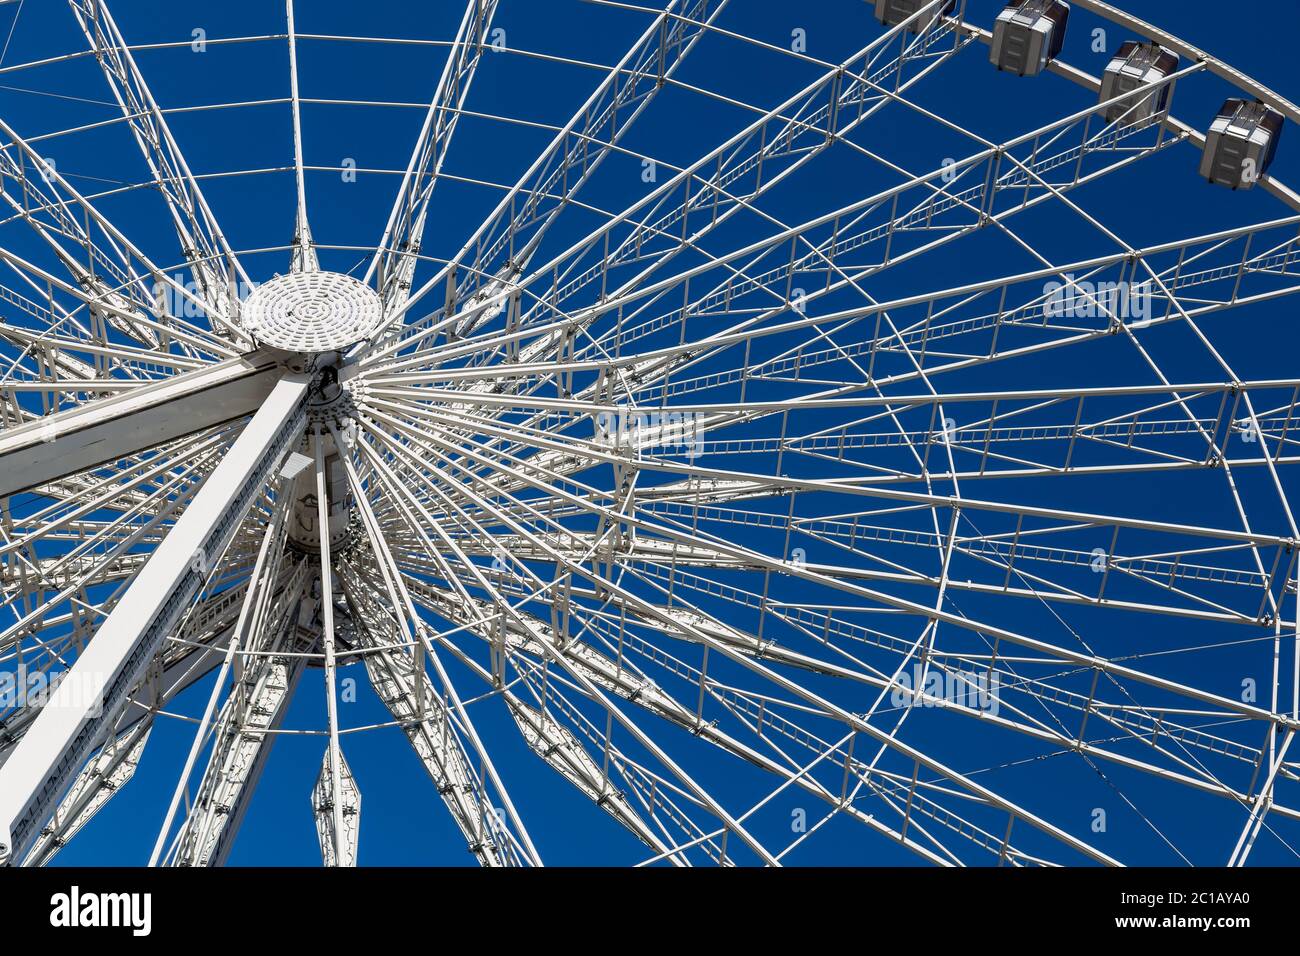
{"left": 0, "top": 372, "right": 310, "bottom": 865}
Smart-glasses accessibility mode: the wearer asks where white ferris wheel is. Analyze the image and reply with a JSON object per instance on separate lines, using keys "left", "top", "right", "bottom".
{"left": 0, "top": 0, "right": 1298, "bottom": 867}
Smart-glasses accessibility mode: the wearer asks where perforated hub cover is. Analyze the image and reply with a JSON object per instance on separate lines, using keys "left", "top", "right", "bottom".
{"left": 242, "top": 271, "right": 384, "bottom": 352}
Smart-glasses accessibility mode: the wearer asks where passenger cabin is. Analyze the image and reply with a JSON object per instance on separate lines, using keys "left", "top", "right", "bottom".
{"left": 873, "top": 0, "right": 956, "bottom": 34}
{"left": 1199, "top": 99, "right": 1284, "bottom": 189}
{"left": 990, "top": 0, "right": 1070, "bottom": 77}
{"left": 1099, "top": 41, "right": 1178, "bottom": 125}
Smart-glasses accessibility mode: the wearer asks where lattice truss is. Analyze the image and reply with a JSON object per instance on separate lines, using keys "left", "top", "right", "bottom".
{"left": 0, "top": 0, "right": 1299, "bottom": 867}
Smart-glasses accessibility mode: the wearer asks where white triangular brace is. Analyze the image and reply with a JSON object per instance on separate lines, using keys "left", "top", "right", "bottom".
{"left": 312, "top": 746, "right": 361, "bottom": 867}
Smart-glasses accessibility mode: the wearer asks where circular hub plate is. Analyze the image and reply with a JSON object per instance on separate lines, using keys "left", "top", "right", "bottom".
{"left": 242, "top": 271, "right": 384, "bottom": 352}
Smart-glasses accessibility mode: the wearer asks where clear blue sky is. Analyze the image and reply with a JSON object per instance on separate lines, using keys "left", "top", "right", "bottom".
{"left": 3, "top": 0, "right": 1297, "bottom": 866}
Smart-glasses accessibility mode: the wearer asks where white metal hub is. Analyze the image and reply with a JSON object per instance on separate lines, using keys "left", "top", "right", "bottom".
{"left": 242, "top": 271, "right": 384, "bottom": 353}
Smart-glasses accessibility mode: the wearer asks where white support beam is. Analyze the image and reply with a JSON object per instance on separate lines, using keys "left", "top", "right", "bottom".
{"left": 0, "top": 349, "right": 285, "bottom": 498}
{"left": 286, "top": 0, "right": 319, "bottom": 273}
{"left": 0, "top": 371, "right": 311, "bottom": 865}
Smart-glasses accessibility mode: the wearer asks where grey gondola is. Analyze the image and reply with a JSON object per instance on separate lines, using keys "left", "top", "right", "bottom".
{"left": 1199, "top": 99, "right": 1284, "bottom": 190}
{"left": 1099, "top": 41, "right": 1178, "bottom": 125}
{"left": 990, "top": 0, "right": 1070, "bottom": 77}
{"left": 873, "top": 0, "right": 955, "bottom": 33}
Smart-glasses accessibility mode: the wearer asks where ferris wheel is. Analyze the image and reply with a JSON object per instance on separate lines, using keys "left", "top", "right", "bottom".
{"left": 0, "top": 0, "right": 1297, "bottom": 867}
